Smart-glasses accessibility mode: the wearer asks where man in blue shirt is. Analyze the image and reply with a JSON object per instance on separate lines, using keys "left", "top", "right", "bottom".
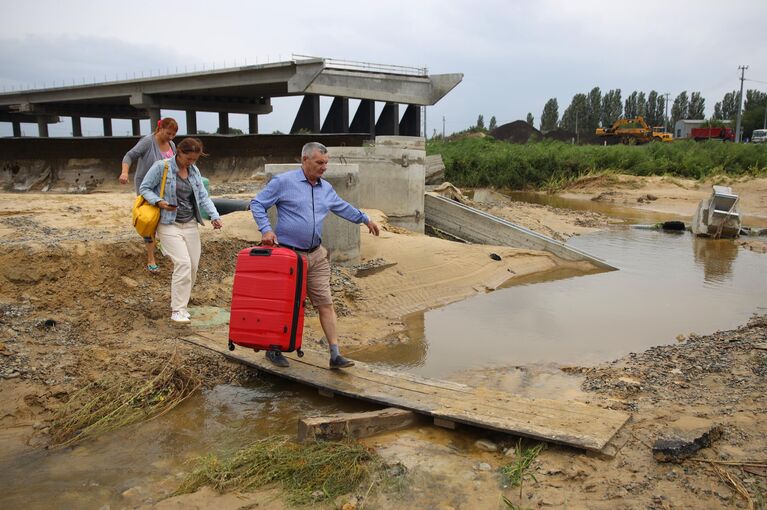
{"left": 251, "top": 142, "right": 380, "bottom": 369}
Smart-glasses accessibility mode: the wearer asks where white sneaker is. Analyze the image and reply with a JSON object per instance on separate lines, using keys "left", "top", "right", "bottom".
{"left": 170, "top": 311, "right": 190, "bottom": 323}
{"left": 179, "top": 309, "right": 191, "bottom": 319}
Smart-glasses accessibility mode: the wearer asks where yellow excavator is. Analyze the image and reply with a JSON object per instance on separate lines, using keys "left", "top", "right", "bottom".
{"left": 596, "top": 116, "right": 673, "bottom": 144}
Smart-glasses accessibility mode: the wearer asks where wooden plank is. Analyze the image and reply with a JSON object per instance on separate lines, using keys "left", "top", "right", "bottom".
{"left": 297, "top": 408, "right": 418, "bottom": 442}
{"left": 184, "top": 333, "right": 630, "bottom": 453}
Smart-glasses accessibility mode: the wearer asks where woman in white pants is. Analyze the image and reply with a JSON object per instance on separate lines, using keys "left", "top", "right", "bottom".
{"left": 139, "top": 138, "right": 222, "bottom": 323}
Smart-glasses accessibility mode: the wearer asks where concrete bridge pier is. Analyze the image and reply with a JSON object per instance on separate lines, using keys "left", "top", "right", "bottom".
{"left": 291, "top": 95, "right": 320, "bottom": 133}
{"left": 321, "top": 97, "right": 349, "bottom": 134}
{"left": 218, "top": 112, "right": 229, "bottom": 134}
{"left": 248, "top": 113, "right": 258, "bottom": 134}
{"left": 376, "top": 103, "right": 399, "bottom": 135}
{"left": 149, "top": 109, "right": 160, "bottom": 131}
{"left": 12, "top": 122, "right": 21, "bottom": 137}
{"left": 131, "top": 119, "right": 141, "bottom": 136}
{"left": 350, "top": 99, "right": 375, "bottom": 135}
{"left": 102, "top": 118, "right": 112, "bottom": 137}
{"left": 399, "top": 105, "right": 421, "bottom": 137}
{"left": 186, "top": 111, "right": 197, "bottom": 134}
{"left": 37, "top": 120, "right": 49, "bottom": 137}
{"left": 72, "top": 117, "right": 82, "bottom": 137}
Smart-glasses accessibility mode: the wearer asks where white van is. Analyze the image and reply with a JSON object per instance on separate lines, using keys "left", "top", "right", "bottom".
{"left": 752, "top": 129, "right": 767, "bottom": 144}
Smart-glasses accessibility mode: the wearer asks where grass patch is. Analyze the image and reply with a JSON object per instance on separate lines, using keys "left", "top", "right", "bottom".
{"left": 175, "top": 435, "right": 391, "bottom": 505}
{"left": 49, "top": 354, "right": 200, "bottom": 447}
{"left": 500, "top": 440, "right": 545, "bottom": 506}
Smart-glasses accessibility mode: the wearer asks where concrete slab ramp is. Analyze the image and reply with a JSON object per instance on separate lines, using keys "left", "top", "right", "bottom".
{"left": 424, "top": 193, "right": 616, "bottom": 270}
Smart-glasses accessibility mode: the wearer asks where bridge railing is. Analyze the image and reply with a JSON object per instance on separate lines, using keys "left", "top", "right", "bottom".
{"left": 293, "top": 54, "right": 427, "bottom": 77}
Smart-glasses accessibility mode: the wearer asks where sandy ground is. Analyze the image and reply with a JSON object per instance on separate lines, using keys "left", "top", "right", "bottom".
{"left": 0, "top": 174, "right": 765, "bottom": 509}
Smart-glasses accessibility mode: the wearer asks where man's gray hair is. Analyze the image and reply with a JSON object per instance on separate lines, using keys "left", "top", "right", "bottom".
{"left": 301, "top": 142, "right": 328, "bottom": 159}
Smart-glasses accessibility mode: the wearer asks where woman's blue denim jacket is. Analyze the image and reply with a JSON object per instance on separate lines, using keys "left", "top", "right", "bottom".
{"left": 139, "top": 157, "right": 220, "bottom": 224}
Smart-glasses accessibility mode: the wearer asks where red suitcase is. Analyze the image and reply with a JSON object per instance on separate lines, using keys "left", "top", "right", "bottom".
{"left": 228, "top": 246, "right": 307, "bottom": 357}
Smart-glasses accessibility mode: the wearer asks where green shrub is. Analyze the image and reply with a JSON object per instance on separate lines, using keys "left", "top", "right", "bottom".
{"left": 427, "top": 138, "right": 767, "bottom": 190}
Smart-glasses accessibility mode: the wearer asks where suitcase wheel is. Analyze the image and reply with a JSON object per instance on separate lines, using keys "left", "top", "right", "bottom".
{"left": 228, "top": 340, "right": 235, "bottom": 351}
{"left": 253, "top": 348, "right": 260, "bottom": 353}
{"left": 297, "top": 349, "right": 304, "bottom": 358}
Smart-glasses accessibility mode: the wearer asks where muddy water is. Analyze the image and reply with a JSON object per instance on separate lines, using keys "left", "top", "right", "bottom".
{"left": 353, "top": 194, "right": 767, "bottom": 379}
{"left": 0, "top": 379, "right": 374, "bottom": 509}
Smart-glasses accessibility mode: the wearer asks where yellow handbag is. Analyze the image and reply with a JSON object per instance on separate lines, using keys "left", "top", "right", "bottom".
{"left": 132, "top": 161, "right": 169, "bottom": 238}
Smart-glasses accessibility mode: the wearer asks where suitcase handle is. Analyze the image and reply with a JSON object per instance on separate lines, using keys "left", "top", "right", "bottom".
{"left": 249, "top": 248, "right": 272, "bottom": 256}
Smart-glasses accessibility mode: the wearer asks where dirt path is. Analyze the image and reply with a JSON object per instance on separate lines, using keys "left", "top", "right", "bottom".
{"left": 1, "top": 176, "right": 765, "bottom": 509}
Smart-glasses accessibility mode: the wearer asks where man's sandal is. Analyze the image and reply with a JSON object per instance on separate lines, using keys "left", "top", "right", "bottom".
{"left": 147, "top": 264, "right": 160, "bottom": 273}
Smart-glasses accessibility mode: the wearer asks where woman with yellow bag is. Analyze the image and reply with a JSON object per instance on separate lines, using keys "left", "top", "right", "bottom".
{"left": 139, "top": 138, "right": 222, "bottom": 324}
{"left": 120, "top": 117, "right": 178, "bottom": 273}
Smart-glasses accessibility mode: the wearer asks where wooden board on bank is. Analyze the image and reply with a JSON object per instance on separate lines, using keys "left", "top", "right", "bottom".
{"left": 184, "top": 332, "right": 630, "bottom": 453}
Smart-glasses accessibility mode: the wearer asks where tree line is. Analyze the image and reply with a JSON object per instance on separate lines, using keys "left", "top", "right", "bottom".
{"left": 535, "top": 88, "right": 767, "bottom": 137}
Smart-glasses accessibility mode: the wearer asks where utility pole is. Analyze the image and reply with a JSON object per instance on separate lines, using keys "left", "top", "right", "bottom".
{"left": 442, "top": 116, "right": 445, "bottom": 139}
{"left": 735, "top": 65, "right": 748, "bottom": 143}
{"left": 663, "top": 92, "right": 670, "bottom": 133}
{"left": 763, "top": 104, "right": 766, "bottom": 129}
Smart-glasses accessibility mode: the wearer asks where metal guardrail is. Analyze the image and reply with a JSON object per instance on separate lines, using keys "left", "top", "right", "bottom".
{"left": 292, "top": 54, "right": 427, "bottom": 77}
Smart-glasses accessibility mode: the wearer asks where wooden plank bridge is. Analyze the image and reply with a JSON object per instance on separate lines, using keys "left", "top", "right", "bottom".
{"left": 184, "top": 332, "right": 630, "bottom": 453}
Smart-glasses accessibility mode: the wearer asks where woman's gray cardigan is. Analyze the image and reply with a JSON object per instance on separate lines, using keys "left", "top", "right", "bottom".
{"left": 122, "top": 135, "right": 177, "bottom": 194}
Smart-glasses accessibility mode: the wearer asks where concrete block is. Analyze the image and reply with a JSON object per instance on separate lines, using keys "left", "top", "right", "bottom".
{"left": 327, "top": 142, "right": 425, "bottom": 232}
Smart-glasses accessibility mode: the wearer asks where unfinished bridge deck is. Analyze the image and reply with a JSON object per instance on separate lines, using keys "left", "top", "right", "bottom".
{"left": 184, "top": 332, "right": 630, "bottom": 453}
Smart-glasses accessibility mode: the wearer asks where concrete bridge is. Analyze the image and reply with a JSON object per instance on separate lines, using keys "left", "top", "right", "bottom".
{"left": 0, "top": 56, "right": 462, "bottom": 137}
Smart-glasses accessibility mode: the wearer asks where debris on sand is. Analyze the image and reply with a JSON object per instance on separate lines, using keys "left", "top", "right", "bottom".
{"left": 175, "top": 435, "right": 386, "bottom": 504}
{"left": 49, "top": 354, "right": 200, "bottom": 447}
{"left": 652, "top": 417, "right": 723, "bottom": 463}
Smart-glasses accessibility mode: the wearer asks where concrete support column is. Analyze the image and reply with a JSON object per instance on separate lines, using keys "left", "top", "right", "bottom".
{"left": 248, "top": 113, "right": 258, "bottom": 134}
{"left": 399, "top": 105, "right": 421, "bottom": 137}
{"left": 37, "top": 120, "right": 49, "bottom": 138}
{"left": 131, "top": 119, "right": 141, "bottom": 136}
{"left": 72, "top": 116, "right": 83, "bottom": 137}
{"left": 375, "top": 103, "right": 400, "bottom": 136}
{"left": 290, "top": 94, "right": 320, "bottom": 133}
{"left": 349, "top": 99, "right": 375, "bottom": 136}
{"left": 102, "top": 118, "right": 113, "bottom": 136}
{"left": 149, "top": 109, "right": 161, "bottom": 130}
{"left": 186, "top": 110, "right": 197, "bottom": 134}
{"left": 218, "top": 112, "right": 229, "bottom": 134}
{"left": 12, "top": 122, "right": 21, "bottom": 137}
{"left": 321, "top": 97, "right": 349, "bottom": 133}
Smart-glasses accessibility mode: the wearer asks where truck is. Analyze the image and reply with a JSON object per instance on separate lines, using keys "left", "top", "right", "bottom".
{"left": 752, "top": 129, "right": 767, "bottom": 144}
{"left": 595, "top": 116, "right": 673, "bottom": 144}
{"left": 691, "top": 127, "right": 735, "bottom": 142}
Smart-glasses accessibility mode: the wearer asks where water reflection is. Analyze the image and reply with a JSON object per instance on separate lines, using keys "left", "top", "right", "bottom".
{"left": 692, "top": 237, "right": 739, "bottom": 285}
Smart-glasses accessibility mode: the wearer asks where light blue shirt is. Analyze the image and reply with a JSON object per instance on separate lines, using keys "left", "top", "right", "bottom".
{"left": 250, "top": 168, "right": 369, "bottom": 249}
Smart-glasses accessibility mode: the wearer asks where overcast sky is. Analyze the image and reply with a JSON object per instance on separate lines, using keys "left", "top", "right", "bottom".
{"left": 1, "top": 0, "right": 766, "bottom": 137}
